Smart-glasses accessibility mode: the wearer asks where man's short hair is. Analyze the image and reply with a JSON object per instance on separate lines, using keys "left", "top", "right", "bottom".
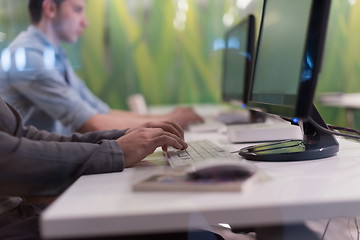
{"left": 28, "top": 0, "right": 64, "bottom": 24}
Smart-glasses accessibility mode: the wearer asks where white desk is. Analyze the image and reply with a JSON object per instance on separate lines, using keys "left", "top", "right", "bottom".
{"left": 149, "top": 103, "right": 234, "bottom": 118}
{"left": 40, "top": 133, "right": 360, "bottom": 239}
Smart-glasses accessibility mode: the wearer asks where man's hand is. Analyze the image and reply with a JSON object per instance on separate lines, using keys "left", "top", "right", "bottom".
{"left": 126, "top": 120, "right": 184, "bottom": 139}
{"left": 168, "top": 107, "right": 204, "bottom": 128}
{"left": 117, "top": 128, "right": 188, "bottom": 168}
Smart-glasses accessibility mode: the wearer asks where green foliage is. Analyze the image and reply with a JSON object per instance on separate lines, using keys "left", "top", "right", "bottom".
{"left": 0, "top": 0, "right": 28, "bottom": 47}
{"left": 316, "top": 0, "right": 360, "bottom": 128}
{"left": 79, "top": 0, "right": 246, "bottom": 109}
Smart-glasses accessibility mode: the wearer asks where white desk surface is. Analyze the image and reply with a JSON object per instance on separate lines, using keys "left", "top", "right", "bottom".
{"left": 41, "top": 132, "right": 360, "bottom": 239}
{"left": 149, "top": 103, "right": 239, "bottom": 118}
{"left": 318, "top": 92, "right": 360, "bottom": 109}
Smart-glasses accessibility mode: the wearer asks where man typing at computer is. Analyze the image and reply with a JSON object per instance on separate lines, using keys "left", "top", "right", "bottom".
{"left": 0, "top": 95, "right": 202, "bottom": 239}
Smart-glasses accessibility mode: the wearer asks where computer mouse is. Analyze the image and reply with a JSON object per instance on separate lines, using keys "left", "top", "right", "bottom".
{"left": 186, "top": 160, "right": 256, "bottom": 181}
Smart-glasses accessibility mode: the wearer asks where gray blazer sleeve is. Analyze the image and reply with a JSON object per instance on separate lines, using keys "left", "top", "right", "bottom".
{"left": 0, "top": 99, "right": 127, "bottom": 197}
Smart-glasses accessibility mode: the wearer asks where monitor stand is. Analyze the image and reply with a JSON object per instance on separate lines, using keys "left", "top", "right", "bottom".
{"left": 238, "top": 105, "right": 339, "bottom": 161}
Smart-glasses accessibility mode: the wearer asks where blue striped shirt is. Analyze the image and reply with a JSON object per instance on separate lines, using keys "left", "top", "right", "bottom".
{"left": 0, "top": 26, "right": 110, "bottom": 135}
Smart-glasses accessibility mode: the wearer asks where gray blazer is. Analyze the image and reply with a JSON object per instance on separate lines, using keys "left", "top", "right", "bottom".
{"left": 0, "top": 97, "right": 126, "bottom": 213}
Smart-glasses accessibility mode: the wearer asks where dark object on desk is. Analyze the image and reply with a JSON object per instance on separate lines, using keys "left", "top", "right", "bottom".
{"left": 133, "top": 161, "right": 256, "bottom": 192}
{"left": 187, "top": 161, "right": 255, "bottom": 181}
{"left": 63, "top": 230, "right": 225, "bottom": 240}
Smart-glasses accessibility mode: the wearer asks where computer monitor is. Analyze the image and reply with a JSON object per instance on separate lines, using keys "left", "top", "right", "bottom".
{"left": 222, "top": 15, "right": 255, "bottom": 105}
{"left": 239, "top": 0, "right": 339, "bottom": 161}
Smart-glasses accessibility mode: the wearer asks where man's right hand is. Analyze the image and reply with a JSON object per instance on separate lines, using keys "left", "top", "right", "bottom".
{"left": 117, "top": 127, "right": 188, "bottom": 168}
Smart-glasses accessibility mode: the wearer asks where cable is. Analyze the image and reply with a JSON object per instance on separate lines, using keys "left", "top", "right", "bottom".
{"left": 281, "top": 115, "right": 360, "bottom": 139}
{"left": 350, "top": 218, "right": 356, "bottom": 240}
{"left": 321, "top": 219, "right": 331, "bottom": 240}
{"left": 356, "top": 217, "right": 360, "bottom": 240}
{"left": 309, "top": 118, "right": 360, "bottom": 140}
{"left": 328, "top": 125, "right": 360, "bottom": 136}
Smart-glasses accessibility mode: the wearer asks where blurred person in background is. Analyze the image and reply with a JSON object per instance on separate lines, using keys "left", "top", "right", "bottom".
{"left": 0, "top": 0, "right": 203, "bottom": 136}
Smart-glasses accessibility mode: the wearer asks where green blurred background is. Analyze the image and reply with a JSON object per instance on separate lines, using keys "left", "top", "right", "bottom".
{"left": 0, "top": 0, "right": 360, "bottom": 128}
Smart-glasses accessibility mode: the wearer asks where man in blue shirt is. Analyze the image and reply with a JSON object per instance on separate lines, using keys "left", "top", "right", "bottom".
{"left": 0, "top": 0, "right": 203, "bottom": 135}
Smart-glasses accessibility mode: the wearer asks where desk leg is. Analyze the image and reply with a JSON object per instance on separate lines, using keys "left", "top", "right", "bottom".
{"left": 255, "top": 223, "right": 321, "bottom": 240}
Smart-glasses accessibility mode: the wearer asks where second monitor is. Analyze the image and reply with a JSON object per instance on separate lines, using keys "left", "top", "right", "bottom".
{"left": 218, "top": 15, "right": 266, "bottom": 125}
{"left": 222, "top": 14, "right": 255, "bottom": 106}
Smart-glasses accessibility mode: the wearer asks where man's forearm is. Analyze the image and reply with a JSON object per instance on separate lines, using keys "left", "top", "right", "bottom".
{"left": 77, "top": 112, "right": 166, "bottom": 132}
{"left": 24, "top": 124, "right": 126, "bottom": 143}
{"left": 0, "top": 132, "right": 124, "bottom": 197}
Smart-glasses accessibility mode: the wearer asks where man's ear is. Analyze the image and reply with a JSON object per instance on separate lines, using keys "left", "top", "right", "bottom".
{"left": 42, "top": 0, "right": 58, "bottom": 19}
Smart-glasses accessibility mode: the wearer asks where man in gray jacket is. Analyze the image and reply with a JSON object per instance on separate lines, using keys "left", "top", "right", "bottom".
{"left": 0, "top": 96, "right": 199, "bottom": 239}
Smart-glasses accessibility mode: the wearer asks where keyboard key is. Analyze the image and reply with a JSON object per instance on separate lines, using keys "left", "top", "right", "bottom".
{"left": 165, "top": 140, "right": 238, "bottom": 170}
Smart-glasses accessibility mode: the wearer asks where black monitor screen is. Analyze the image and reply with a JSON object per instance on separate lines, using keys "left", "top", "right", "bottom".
{"left": 222, "top": 15, "right": 255, "bottom": 104}
{"left": 248, "top": 0, "right": 330, "bottom": 119}
{"left": 239, "top": 0, "right": 338, "bottom": 162}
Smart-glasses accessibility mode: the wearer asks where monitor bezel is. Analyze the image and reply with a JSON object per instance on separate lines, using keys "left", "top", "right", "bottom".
{"left": 246, "top": 0, "right": 331, "bottom": 119}
{"left": 221, "top": 14, "right": 256, "bottom": 105}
